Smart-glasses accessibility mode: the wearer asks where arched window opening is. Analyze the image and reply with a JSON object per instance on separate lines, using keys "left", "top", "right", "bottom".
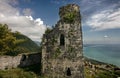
{"left": 60, "top": 34, "right": 65, "bottom": 46}
{"left": 66, "top": 68, "right": 71, "bottom": 76}
{"left": 21, "top": 54, "right": 26, "bottom": 61}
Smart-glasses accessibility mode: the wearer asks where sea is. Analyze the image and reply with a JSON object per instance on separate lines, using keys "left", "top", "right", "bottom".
{"left": 83, "top": 44, "right": 120, "bottom": 67}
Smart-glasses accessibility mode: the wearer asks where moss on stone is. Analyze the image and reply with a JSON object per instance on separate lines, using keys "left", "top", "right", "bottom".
{"left": 63, "top": 12, "right": 76, "bottom": 23}
{"left": 68, "top": 46, "right": 74, "bottom": 53}
{"left": 53, "top": 48, "right": 61, "bottom": 58}
{"left": 51, "top": 36, "right": 57, "bottom": 45}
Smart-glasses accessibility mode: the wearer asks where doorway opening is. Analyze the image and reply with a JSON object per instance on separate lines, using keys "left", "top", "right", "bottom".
{"left": 66, "top": 68, "right": 71, "bottom": 76}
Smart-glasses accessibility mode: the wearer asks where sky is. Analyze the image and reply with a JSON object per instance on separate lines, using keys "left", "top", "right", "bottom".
{"left": 0, "top": 0, "right": 120, "bottom": 44}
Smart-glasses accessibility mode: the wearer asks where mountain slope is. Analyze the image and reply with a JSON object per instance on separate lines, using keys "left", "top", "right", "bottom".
{"left": 13, "top": 32, "right": 40, "bottom": 53}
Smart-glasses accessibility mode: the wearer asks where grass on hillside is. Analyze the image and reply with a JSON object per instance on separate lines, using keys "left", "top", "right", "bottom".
{"left": 84, "top": 67, "right": 120, "bottom": 78}
{"left": 0, "top": 63, "right": 44, "bottom": 78}
{"left": 0, "top": 62, "right": 120, "bottom": 78}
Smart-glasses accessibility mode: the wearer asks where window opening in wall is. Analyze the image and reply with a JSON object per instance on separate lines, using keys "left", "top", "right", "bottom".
{"left": 66, "top": 68, "right": 71, "bottom": 76}
{"left": 60, "top": 34, "right": 65, "bottom": 46}
{"left": 21, "top": 54, "right": 26, "bottom": 61}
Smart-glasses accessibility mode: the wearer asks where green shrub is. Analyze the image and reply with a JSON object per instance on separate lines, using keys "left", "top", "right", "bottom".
{"left": 63, "top": 12, "right": 76, "bottom": 23}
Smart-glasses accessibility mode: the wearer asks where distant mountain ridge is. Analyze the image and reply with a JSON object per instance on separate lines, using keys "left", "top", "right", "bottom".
{"left": 34, "top": 41, "right": 40, "bottom": 46}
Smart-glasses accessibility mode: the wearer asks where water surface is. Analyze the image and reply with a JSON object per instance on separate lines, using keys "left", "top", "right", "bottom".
{"left": 83, "top": 44, "right": 120, "bottom": 67}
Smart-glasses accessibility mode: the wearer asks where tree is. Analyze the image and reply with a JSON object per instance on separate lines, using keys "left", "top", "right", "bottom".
{"left": 0, "top": 24, "right": 25, "bottom": 56}
{"left": 0, "top": 24, "right": 14, "bottom": 54}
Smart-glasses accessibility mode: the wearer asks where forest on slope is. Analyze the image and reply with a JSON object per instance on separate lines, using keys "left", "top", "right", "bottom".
{"left": 0, "top": 24, "right": 39, "bottom": 56}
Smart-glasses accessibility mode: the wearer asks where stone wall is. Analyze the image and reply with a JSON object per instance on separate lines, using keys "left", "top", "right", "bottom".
{"left": 42, "top": 4, "right": 84, "bottom": 78}
{"left": 0, "top": 53, "right": 40, "bottom": 70}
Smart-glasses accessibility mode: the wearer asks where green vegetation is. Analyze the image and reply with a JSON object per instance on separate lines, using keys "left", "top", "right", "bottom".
{"left": 84, "top": 67, "right": 119, "bottom": 78}
{"left": 0, "top": 68, "right": 37, "bottom": 78}
{"left": 63, "top": 12, "right": 76, "bottom": 23}
{"left": 13, "top": 32, "right": 39, "bottom": 52}
{"left": 0, "top": 24, "right": 24, "bottom": 56}
{"left": 0, "top": 64, "right": 45, "bottom": 78}
{"left": 51, "top": 36, "right": 57, "bottom": 45}
{"left": 53, "top": 48, "right": 61, "bottom": 58}
{"left": 0, "top": 24, "right": 39, "bottom": 56}
{"left": 45, "top": 28, "right": 52, "bottom": 34}
{"left": 84, "top": 57, "right": 120, "bottom": 78}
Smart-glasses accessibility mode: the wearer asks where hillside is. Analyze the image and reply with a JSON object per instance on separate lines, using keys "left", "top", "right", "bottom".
{"left": 13, "top": 32, "right": 40, "bottom": 53}
{"left": 34, "top": 41, "right": 41, "bottom": 46}
{"left": 0, "top": 24, "right": 40, "bottom": 56}
{"left": 84, "top": 57, "right": 120, "bottom": 78}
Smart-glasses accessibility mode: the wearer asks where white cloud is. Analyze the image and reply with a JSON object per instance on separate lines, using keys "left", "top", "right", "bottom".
{"left": 0, "top": 0, "right": 19, "bottom": 16}
{"left": 104, "top": 35, "right": 108, "bottom": 38}
{"left": 26, "top": 16, "right": 33, "bottom": 20}
{"left": 35, "top": 18, "right": 43, "bottom": 25}
{"left": 86, "top": 8, "right": 120, "bottom": 30}
{"left": 0, "top": 0, "right": 46, "bottom": 42}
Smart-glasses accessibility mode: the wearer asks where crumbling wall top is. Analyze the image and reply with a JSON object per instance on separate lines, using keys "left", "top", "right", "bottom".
{"left": 59, "top": 4, "right": 80, "bottom": 19}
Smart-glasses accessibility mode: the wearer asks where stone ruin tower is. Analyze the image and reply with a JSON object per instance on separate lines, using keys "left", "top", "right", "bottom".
{"left": 42, "top": 4, "right": 84, "bottom": 78}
